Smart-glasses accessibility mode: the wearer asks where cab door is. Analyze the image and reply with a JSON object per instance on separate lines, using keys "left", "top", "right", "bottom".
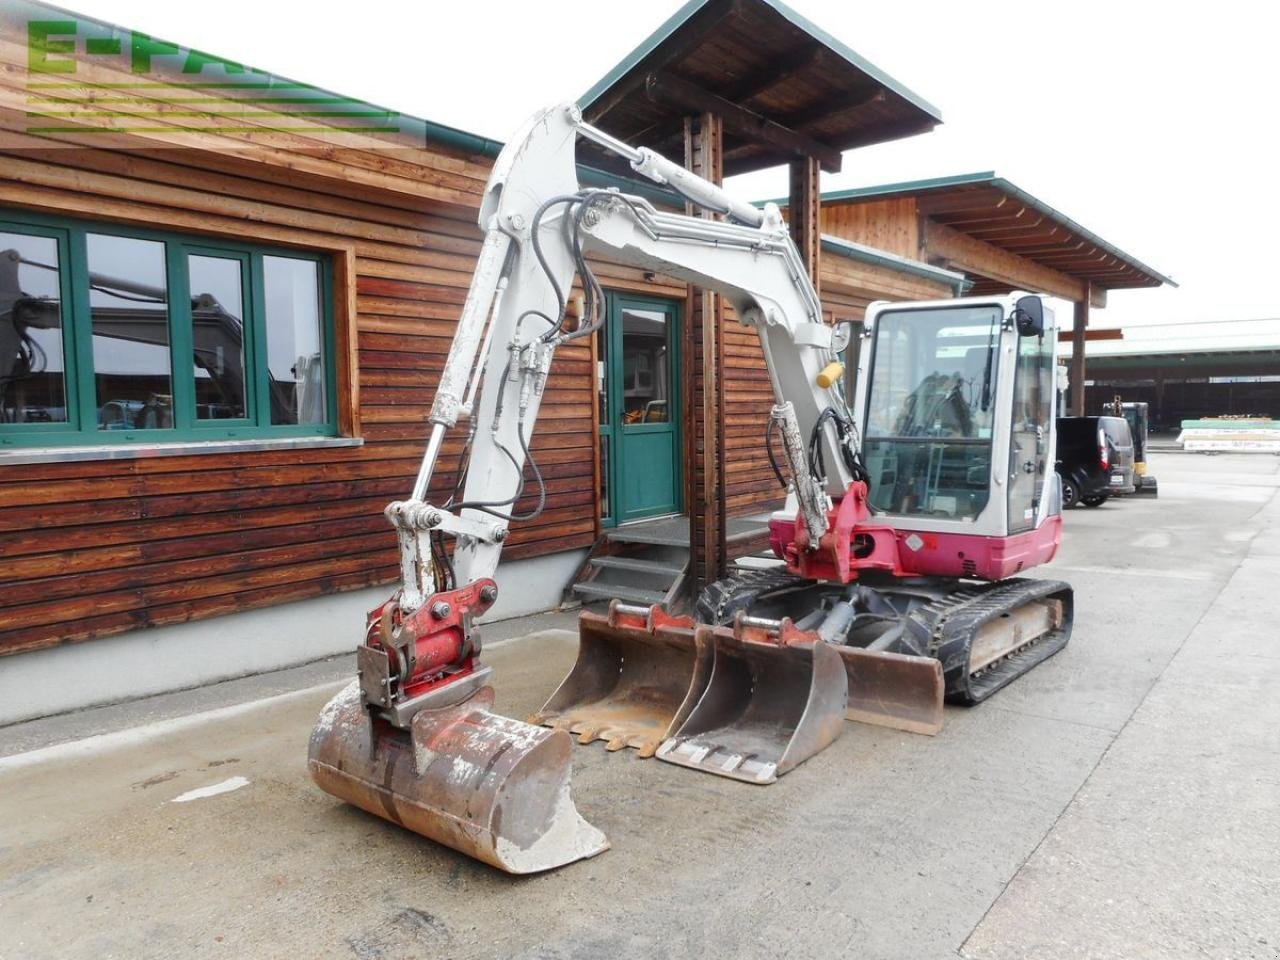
{"left": 1007, "top": 330, "right": 1054, "bottom": 532}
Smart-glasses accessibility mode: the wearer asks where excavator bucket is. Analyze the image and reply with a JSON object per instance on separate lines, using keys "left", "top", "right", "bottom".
{"left": 531, "top": 602, "right": 711, "bottom": 757}
{"left": 308, "top": 679, "right": 608, "bottom": 875}
{"left": 837, "top": 647, "right": 945, "bottom": 736}
{"left": 656, "top": 619, "right": 848, "bottom": 783}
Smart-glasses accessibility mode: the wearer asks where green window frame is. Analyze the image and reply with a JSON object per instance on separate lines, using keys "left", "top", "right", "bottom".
{"left": 0, "top": 209, "right": 338, "bottom": 448}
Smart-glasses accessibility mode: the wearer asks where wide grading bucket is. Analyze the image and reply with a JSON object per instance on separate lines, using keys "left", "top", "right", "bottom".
{"left": 836, "top": 646, "right": 944, "bottom": 736}
{"left": 655, "top": 620, "right": 848, "bottom": 784}
{"left": 530, "top": 603, "right": 711, "bottom": 757}
{"left": 309, "top": 680, "right": 608, "bottom": 874}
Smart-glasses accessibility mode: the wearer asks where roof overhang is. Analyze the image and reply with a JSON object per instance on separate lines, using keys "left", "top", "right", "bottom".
{"left": 812, "top": 172, "right": 1175, "bottom": 292}
{"left": 578, "top": 0, "right": 942, "bottom": 178}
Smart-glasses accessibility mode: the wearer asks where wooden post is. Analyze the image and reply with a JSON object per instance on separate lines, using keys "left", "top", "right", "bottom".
{"left": 788, "top": 155, "right": 822, "bottom": 296}
{"left": 683, "top": 112, "right": 726, "bottom": 592}
{"left": 1072, "top": 285, "right": 1090, "bottom": 415}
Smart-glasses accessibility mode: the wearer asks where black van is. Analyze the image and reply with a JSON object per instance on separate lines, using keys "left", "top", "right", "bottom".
{"left": 1055, "top": 416, "right": 1136, "bottom": 507}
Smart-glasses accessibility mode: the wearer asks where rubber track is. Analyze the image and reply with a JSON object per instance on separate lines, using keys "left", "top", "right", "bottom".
{"left": 694, "top": 568, "right": 811, "bottom": 625}
{"left": 917, "top": 577, "right": 1074, "bottom": 704}
{"left": 696, "top": 572, "right": 1073, "bottom": 706}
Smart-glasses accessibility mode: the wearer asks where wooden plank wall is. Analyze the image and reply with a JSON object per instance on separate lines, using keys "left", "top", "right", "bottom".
{"left": 0, "top": 31, "right": 952, "bottom": 655}
{"left": 819, "top": 198, "right": 919, "bottom": 260}
{"left": 0, "top": 134, "right": 677, "bottom": 658}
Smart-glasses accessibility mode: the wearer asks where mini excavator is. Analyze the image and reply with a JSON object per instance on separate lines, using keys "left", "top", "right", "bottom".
{"left": 307, "top": 104, "right": 1073, "bottom": 873}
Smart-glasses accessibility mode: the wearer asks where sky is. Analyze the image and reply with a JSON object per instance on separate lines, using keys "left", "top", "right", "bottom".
{"left": 54, "top": 0, "right": 1280, "bottom": 332}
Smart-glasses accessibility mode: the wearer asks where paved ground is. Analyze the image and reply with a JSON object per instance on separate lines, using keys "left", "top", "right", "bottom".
{"left": 2, "top": 451, "right": 1277, "bottom": 960}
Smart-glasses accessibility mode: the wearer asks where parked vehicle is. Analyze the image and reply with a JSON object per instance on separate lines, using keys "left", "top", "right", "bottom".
{"left": 1104, "top": 398, "right": 1157, "bottom": 496}
{"left": 1056, "top": 415, "right": 1136, "bottom": 507}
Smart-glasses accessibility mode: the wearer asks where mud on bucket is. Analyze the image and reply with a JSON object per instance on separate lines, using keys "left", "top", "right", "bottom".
{"left": 308, "top": 680, "right": 608, "bottom": 874}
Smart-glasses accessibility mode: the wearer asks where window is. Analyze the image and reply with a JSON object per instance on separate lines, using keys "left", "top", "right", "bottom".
{"left": 0, "top": 211, "right": 336, "bottom": 447}
{"left": 862, "top": 304, "right": 1003, "bottom": 521}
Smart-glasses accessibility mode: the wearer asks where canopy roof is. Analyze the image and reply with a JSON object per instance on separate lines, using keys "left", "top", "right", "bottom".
{"left": 816, "top": 172, "right": 1176, "bottom": 291}
{"left": 579, "top": 0, "right": 942, "bottom": 177}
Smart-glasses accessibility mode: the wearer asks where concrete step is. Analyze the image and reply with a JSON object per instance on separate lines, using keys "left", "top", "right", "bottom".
{"left": 571, "top": 582, "right": 669, "bottom": 606}
{"left": 589, "top": 556, "right": 686, "bottom": 579}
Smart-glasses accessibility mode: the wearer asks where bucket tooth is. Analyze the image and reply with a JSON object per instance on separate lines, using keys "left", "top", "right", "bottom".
{"left": 837, "top": 647, "right": 945, "bottom": 736}
{"left": 309, "top": 680, "right": 608, "bottom": 875}
{"left": 530, "top": 603, "right": 711, "bottom": 757}
{"left": 656, "top": 622, "right": 848, "bottom": 784}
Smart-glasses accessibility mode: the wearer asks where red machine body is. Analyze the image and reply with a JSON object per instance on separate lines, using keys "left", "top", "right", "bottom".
{"left": 365, "top": 578, "right": 498, "bottom": 700}
{"left": 771, "top": 481, "right": 1062, "bottom": 584}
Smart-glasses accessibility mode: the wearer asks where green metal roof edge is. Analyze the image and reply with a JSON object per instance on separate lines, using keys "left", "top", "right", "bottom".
{"left": 790, "top": 171, "right": 1177, "bottom": 288}
{"left": 820, "top": 233, "right": 969, "bottom": 292}
{"left": 578, "top": 0, "right": 942, "bottom": 122}
{"left": 15, "top": 0, "right": 682, "bottom": 205}
{"left": 15, "top": 0, "right": 508, "bottom": 158}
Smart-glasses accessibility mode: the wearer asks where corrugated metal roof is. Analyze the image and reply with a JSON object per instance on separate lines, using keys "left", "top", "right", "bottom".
{"left": 1082, "top": 319, "right": 1280, "bottom": 358}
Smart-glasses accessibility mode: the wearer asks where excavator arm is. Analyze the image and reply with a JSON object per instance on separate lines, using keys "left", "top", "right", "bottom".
{"left": 391, "top": 103, "right": 852, "bottom": 621}
{"left": 308, "top": 103, "right": 863, "bottom": 874}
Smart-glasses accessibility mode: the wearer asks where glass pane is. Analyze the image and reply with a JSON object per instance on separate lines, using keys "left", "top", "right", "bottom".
{"left": 0, "top": 231, "right": 68, "bottom": 424}
{"left": 621, "top": 308, "right": 669, "bottom": 424}
{"left": 863, "top": 305, "right": 1003, "bottom": 521}
{"left": 599, "top": 434, "right": 611, "bottom": 520}
{"left": 189, "top": 255, "right": 247, "bottom": 420}
{"left": 87, "top": 234, "right": 173, "bottom": 430}
{"left": 1007, "top": 331, "right": 1053, "bottom": 532}
{"left": 263, "top": 256, "right": 325, "bottom": 425}
{"left": 597, "top": 327, "right": 608, "bottom": 424}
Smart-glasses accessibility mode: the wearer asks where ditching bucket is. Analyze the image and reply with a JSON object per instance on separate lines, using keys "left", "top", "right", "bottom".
{"left": 837, "top": 647, "right": 944, "bottom": 736}
{"left": 656, "top": 618, "right": 848, "bottom": 784}
{"left": 308, "top": 679, "right": 608, "bottom": 875}
{"left": 530, "top": 602, "right": 711, "bottom": 757}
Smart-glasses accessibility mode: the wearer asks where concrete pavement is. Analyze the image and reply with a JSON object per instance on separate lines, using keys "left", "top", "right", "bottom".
{"left": 1, "top": 451, "right": 1276, "bottom": 960}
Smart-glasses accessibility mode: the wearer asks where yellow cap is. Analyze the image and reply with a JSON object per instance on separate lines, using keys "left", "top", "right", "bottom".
{"left": 816, "top": 361, "right": 845, "bottom": 389}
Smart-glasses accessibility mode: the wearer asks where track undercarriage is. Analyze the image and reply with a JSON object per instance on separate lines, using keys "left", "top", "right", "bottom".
{"left": 695, "top": 568, "right": 1074, "bottom": 704}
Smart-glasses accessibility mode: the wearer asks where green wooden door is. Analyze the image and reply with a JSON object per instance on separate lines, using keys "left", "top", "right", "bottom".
{"left": 599, "top": 294, "right": 682, "bottom": 525}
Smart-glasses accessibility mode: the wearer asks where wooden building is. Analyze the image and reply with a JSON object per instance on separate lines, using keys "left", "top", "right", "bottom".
{"left": 0, "top": 0, "right": 1167, "bottom": 721}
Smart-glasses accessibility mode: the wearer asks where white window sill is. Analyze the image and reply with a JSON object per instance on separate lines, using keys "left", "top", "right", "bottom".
{"left": 0, "top": 435, "right": 364, "bottom": 466}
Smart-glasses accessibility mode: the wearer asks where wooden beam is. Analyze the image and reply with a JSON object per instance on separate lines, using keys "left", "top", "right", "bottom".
{"left": 1058, "top": 327, "right": 1121, "bottom": 342}
{"left": 789, "top": 155, "right": 821, "bottom": 296}
{"left": 725, "top": 42, "right": 827, "bottom": 105}
{"left": 916, "top": 190, "right": 1010, "bottom": 216}
{"left": 840, "top": 115, "right": 939, "bottom": 151}
{"left": 778, "top": 88, "right": 887, "bottom": 132}
{"left": 683, "top": 112, "right": 728, "bottom": 589}
{"left": 1071, "top": 286, "right": 1090, "bottom": 416}
{"left": 930, "top": 206, "right": 1029, "bottom": 230}
{"left": 646, "top": 72, "right": 843, "bottom": 172}
{"left": 922, "top": 219, "right": 1086, "bottom": 302}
